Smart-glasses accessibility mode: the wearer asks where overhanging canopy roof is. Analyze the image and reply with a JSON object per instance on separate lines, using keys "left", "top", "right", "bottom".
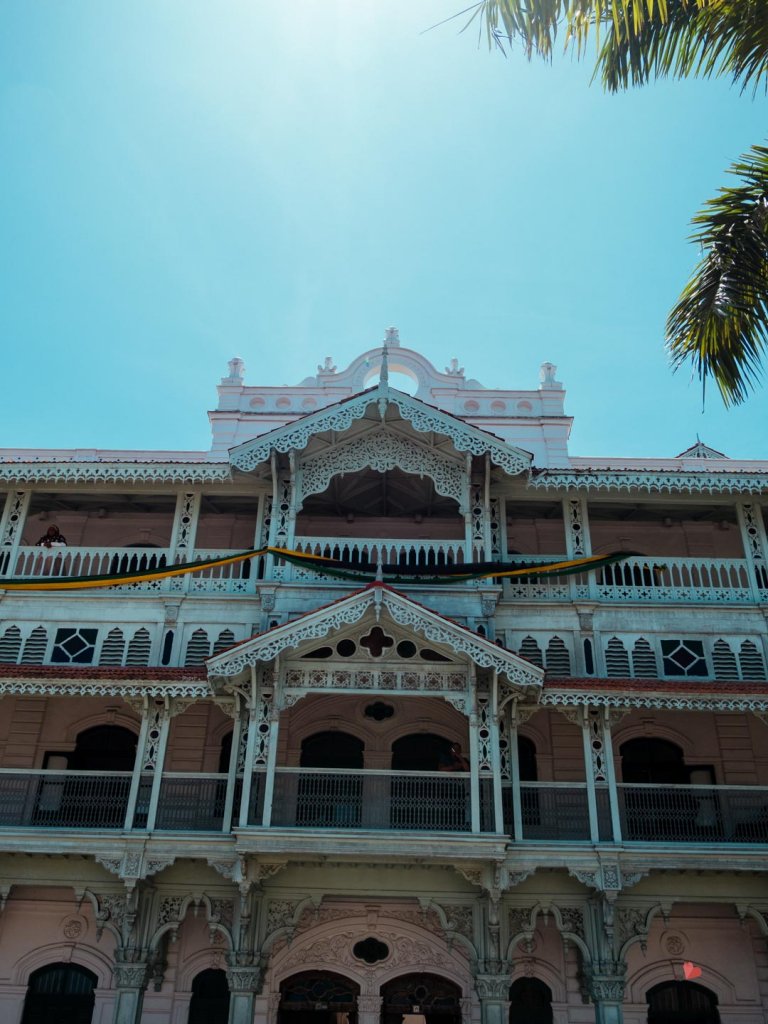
{"left": 207, "top": 583, "right": 543, "bottom": 696}
{"left": 228, "top": 383, "right": 532, "bottom": 477}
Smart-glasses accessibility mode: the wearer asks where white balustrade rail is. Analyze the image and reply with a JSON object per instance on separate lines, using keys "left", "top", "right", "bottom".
{"left": 595, "top": 556, "right": 753, "bottom": 603}
{"left": 0, "top": 769, "right": 132, "bottom": 828}
{"left": 292, "top": 536, "right": 467, "bottom": 571}
{"left": 10, "top": 545, "right": 172, "bottom": 581}
{"left": 618, "top": 784, "right": 768, "bottom": 843}
{"left": 268, "top": 767, "right": 471, "bottom": 831}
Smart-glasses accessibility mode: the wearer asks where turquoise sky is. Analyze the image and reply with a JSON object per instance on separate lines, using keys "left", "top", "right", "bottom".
{"left": 1, "top": 1, "right": 766, "bottom": 459}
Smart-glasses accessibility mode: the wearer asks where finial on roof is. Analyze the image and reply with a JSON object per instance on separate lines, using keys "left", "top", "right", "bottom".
{"left": 380, "top": 339, "right": 389, "bottom": 386}
{"left": 539, "top": 362, "right": 562, "bottom": 390}
{"left": 224, "top": 357, "right": 245, "bottom": 383}
{"left": 384, "top": 326, "right": 400, "bottom": 347}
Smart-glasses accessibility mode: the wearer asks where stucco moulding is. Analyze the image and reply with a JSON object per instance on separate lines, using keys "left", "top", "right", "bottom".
{"left": 228, "top": 386, "right": 532, "bottom": 477}
{"left": 0, "top": 678, "right": 212, "bottom": 699}
{"left": 540, "top": 690, "right": 768, "bottom": 713}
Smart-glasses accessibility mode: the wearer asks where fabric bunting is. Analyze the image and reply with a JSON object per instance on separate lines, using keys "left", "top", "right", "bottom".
{"left": 0, "top": 547, "right": 631, "bottom": 591}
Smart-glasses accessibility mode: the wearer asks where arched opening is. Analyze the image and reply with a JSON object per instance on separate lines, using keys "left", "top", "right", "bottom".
{"left": 188, "top": 968, "right": 230, "bottom": 1024}
{"left": 296, "top": 732, "right": 364, "bottom": 828}
{"left": 69, "top": 725, "right": 138, "bottom": 771}
{"left": 380, "top": 973, "right": 461, "bottom": 1024}
{"left": 509, "top": 978, "right": 552, "bottom": 1024}
{"left": 517, "top": 735, "right": 541, "bottom": 837}
{"left": 620, "top": 738, "right": 717, "bottom": 841}
{"left": 279, "top": 970, "right": 359, "bottom": 1024}
{"left": 517, "top": 736, "right": 537, "bottom": 781}
{"left": 21, "top": 962, "right": 97, "bottom": 1024}
{"left": 391, "top": 733, "right": 454, "bottom": 773}
{"left": 647, "top": 981, "right": 720, "bottom": 1024}
{"left": 295, "top": 468, "right": 464, "bottom": 570}
{"left": 620, "top": 738, "right": 688, "bottom": 785}
{"left": 390, "top": 734, "right": 469, "bottom": 831}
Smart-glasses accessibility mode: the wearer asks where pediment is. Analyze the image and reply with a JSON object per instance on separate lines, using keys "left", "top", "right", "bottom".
{"left": 228, "top": 384, "right": 532, "bottom": 477}
{"left": 206, "top": 585, "right": 543, "bottom": 696}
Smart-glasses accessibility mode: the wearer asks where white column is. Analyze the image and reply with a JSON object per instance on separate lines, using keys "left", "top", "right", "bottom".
{"left": 168, "top": 491, "right": 201, "bottom": 562}
{"left": 261, "top": 709, "right": 281, "bottom": 827}
{"left": 737, "top": 500, "right": 768, "bottom": 600}
{"left": 145, "top": 703, "right": 172, "bottom": 832}
{"left": 580, "top": 705, "right": 600, "bottom": 843}
{"left": 123, "top": 711, "right": 151, "bottom": 830}
{"left": 507, "top": 703, "right": 523, "bottom": 842}
{"left": 468, "top": 710, "right": 481, "bottom": 833}
{"left": 238, "top": 702, "right": 258, "bottom": 829}
{"left": 0, "top": 490, "right": 31, "bottom": 576}
{"left": 602, "top": 709, "right": 623, "bottom": 843}
{"left": 223, "top": 700, "right": 245, "bottom": 832}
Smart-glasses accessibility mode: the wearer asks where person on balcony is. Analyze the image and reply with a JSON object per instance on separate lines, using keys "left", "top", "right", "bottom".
{"left": 35, "top": 525, "right": 67, "bottom": 547}
{"left": 438, "top": 743, "right": 469, "bottom": 773}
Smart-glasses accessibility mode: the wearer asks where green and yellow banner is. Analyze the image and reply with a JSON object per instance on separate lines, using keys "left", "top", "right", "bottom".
{"left": 0, "top": 547, "right": 629, "bottom": 591}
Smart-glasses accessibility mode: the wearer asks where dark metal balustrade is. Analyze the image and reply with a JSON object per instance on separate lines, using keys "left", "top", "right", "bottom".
{"left": 618, "top": 784, "right": 768, "bottom": 843}
{"left": 0, "top": 771, "right": 131, "bottom": 828}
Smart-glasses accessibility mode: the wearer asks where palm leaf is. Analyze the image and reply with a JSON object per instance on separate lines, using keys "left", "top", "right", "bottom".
{"left": 666, "top": 144, "right": 768, "bottom": 405}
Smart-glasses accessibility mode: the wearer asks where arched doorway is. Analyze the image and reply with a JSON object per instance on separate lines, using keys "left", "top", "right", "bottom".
{"left": 647, "top": 981, "right": 720, "bottom": 1024}
{"left": 620, "top": 739, "right": 688, "bottom": 785}
{"left": 390, "top": 734, "right": 468, "bottom": 831}
{"left": 188, "top": 968, "right": 230, "bottom": 1024}
{"left": 21, "top": 962, "right": 97, "bottom": 1024}
{"left": 296, "top": 732, "right": 364, "bottom": 827}
{"left": 509, "top": 978, "right": 552, "bottom": 1024}
{"left": 381, "top": 973, "right": 462, "bottom": 1024}
{"left": 279, "top": 971, "right": 359, "bottom": 1024}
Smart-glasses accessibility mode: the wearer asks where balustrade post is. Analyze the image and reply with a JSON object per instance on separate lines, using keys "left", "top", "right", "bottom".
{"left": 469, "top": 705, "right": 481, "bottom": 833}
{"left": 507, "top": 703, "right": 523, "bottom": 842}
{"left": 168, "top": 492, "right": 201, "bottom": 580}
{"left": 123, "top": 711, "right": 151, "bottom": 830}
{"left": 563, "top": 496, "right": 594, "bottom": 599}
{"left": 222, "top": 698, "right": 245, "bottom": 832}
{"left": 145, "top": 700, "right": 172, "bottom": 832}
{"left": 0, "top": 490, "right": 31, "bottom": 577}
{"left": 580, "top": 706, "right": 601, "bottom": 843}
{"left": 737, "top": 501, "right": 768, "bottom": 600}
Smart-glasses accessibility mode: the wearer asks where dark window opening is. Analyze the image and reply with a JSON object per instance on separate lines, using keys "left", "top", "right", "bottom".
{"left": 21, "top": 963, "right": 97, "bottom": 1024}
{"left": 279, "top": 971, "right": 359, "bottom": 1024}
{"left": 509, "top": 978, "right": 552, "bottom": 1024}
{"left": 391, "top": 733, "right": 453, "bottom": 773}
{"left": 381, "top": 973, "right": 461, "bottom": 1024}
{"left": 647, "top": 981, "right": 720, "bottom": 1024}
{"left": 188, "top": 969, "right": 230, "bottom": 1024}
{"left": 300, "top": 732, "right": 364, "bottom": 769}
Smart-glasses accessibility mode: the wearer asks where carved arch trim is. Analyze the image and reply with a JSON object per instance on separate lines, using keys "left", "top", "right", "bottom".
{"left": 626, "top": 959, "right": 736, "bottom": 1006}
{"left": 298, "top": 429, "right": 465, "bottom": 505}
{"left": 11, "top": 942, "right": 115, "bottom": 987}
{"left": 509, "top": 957, "right": 567, "bottom": 1005}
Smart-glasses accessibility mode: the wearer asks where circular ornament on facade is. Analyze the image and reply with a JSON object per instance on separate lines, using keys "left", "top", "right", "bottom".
{"left": 664, "top": 934, "right": 685, "bottom": 956}
{"left": 353, "top": 938, "right": 390, "bottom": 964}
{"left": 62, "top": 916, "right": 86, "bottom": 939}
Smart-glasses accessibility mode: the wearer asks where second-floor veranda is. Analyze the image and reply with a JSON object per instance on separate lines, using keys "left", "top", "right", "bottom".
{"left": 1, "top": 483, "right": 767, "bottom": 606}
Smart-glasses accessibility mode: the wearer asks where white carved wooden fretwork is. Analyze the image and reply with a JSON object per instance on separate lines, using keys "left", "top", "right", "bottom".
{"left": 587, "top": 708, "right": 607, "bottom": 782}
{"left": 0, "top": 462, "right": 232, "bottom": 484}
{"left": 142, "top": 701, "right": 168, "bottom": 771}
{"left": 476, "top": 695, "right": 492, "bottom": 775}
{"left": 528, "top": 469, "right": 768, "bottom": 495}
{"left": 488, "top": 497, "right": 501, "bottom": 559}
{"left": 229, "top": 387, "right": 531, "bottom": 476}
{"left": 253, "top": 688, "right": 274, "bottom": 766}
{"left": 283, "top": 666, "right": 467, "bottom": 694}
{"left": 0, "top": 490, "right": 29, "bottom": 553}
{"left": 208, "top": 587, "right": 543, "bottom": 692}
{"left": 471, "top": 485, "right": 486, "bottom": 560}
{"left": 298, "top": 430, "right": 464, "bottom": 504}
{"left": 738, "top": 502, "right": 768, "bottom": 590}
{"left": 541, "top": 689, "right": 768, "bottom": 713}
{"left": 170, "top": 492, "right": 200, "bottom": 558}
{"left": 564, "top": 497, "right": 589, "bottom": 557}
{"left": 0, "top": 678, "right": 211, "bottom": 699}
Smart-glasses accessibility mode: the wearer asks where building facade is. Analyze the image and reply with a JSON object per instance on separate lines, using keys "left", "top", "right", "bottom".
{"left": 0, "top": 330, "right": 767, "bottom": 1024}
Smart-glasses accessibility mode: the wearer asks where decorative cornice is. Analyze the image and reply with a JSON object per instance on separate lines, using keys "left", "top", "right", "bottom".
{"left": 0, "top": 461, "right": 232, "bottom": 485}
{"left": 540, "top": 689, "right": 768, "bottom": 713}
{"left": 528, "top": 470, "right": 768, "bottom": 495}
{"left": 229, "top": 387, "right": 531, "bottom": 476}
{"left": 0, "top": 679, "right": 212, "bottom": 699}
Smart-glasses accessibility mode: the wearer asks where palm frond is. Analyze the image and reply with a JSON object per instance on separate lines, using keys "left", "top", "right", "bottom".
{"left": 666, "top": 144, "right": 768, "bottom": 405}
{"left": 477, "top": 0, "right": 768, "bottom": 92}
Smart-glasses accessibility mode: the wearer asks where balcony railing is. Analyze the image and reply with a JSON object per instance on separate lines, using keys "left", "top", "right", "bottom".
{"left": 618, "top": 784, "right": 768, "bottom": 843}
{"left": 266, "top": 768, "right": 471, "bottom": 831}
{"left": 5, "top": 543, "right": 763, "bottom": 603}
{"left": 0, "top": 770, "right": 132, "bottom": 828}
{"left": 2, "top": 770, "right": 767, "bottom": 845}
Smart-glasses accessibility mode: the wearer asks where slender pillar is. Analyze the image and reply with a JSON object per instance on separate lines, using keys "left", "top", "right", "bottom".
{"left": 601, "top": 710, "right": 623, "bottom": 843}
{"left": 475, "top": 976, "right": 510, "bottom": 1024}
{"left": 580, "top": 705, "right": 601, "bottom": 843}
{"left": 737, "top": 500, "right": 768, "bottom": 600}
{"left": 261, "top": 704, "right": 281, "bottom": 827}
{"left": 223, "top": 698, "right": 245, "bottom": 832}
{"left": 468, "top": 707, "right": 481, "bottom": 833}
{"left": 585, "top": 961, "right": 626, "bottom": 1024}
{"left": 507, "top": 703, "right": 523, "bottom": 842}
{"left": 357, "top": 994, "right": 383, "bottom": 1024}
{"left": 238, "top": 684, "right": 259, "bottom": 828}
{"left": 112, "top": 962, "right": 149, "bottom": 1024}
{"left": 145, "top": 702, "right": 172, "bottom": 832}
{"left": 227, "top": 962, "right": 261, "bottom": 1024}
{"left": 124, "top": 710, "right": 151, "bottom": 830}
{"left": 0, "top": 490, "right": 31, "bottom": 576}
